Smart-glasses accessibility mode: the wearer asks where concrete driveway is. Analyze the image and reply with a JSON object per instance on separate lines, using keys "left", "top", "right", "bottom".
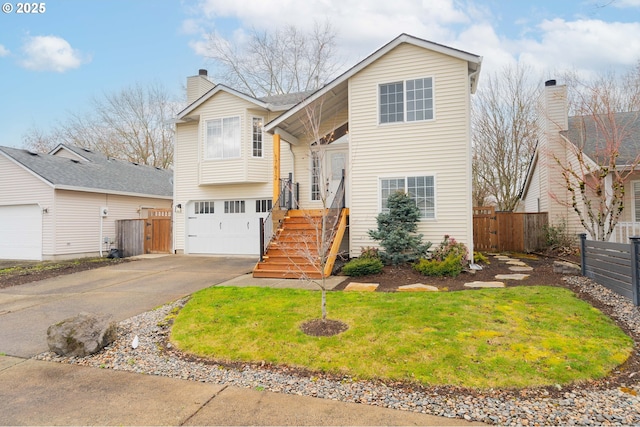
{"left": 0, "top": 254, "right": 256, "bottom": 358}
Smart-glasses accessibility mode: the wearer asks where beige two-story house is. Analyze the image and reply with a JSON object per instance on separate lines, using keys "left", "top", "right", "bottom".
{"left": 173, "top": 33, "right": 482, "bottom": 278}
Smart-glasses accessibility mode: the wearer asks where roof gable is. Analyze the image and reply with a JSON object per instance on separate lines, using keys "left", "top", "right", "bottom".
{"left": 0, "top": 144, "right": 173, "bottom": 198}
{"left": 264, "top": 33, "right": 482, "bottom": 136}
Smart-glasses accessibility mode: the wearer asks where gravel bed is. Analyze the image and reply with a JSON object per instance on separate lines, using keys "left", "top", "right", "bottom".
{"left": 35, "top": 277, "right": 640, "bottom": 426}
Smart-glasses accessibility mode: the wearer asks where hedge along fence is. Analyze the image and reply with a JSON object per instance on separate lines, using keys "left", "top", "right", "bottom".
{"left": 580, "top": 233, "right": 640, "bottom": 306}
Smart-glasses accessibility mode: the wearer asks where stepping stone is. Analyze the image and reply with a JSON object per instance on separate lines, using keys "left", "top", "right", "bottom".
{"left": 495, "top": 273, "right": 530, "bottom": 281}
{"left": 398, "top": 283, "right": 439, "bottom": 292}
{"left": 509, "top": 266, "right": 534, "bottom": 272}
{"left": 494, "top": 256, "right": 512, "bottom": 261}
{"left": 506, "top": 260, "right": 528, "bottom": 266}
{"left": 464, "top": 281, "right": 506, "bottom": 288}
{"left": 344, "top": 282, "right": 379, "bottom": 292}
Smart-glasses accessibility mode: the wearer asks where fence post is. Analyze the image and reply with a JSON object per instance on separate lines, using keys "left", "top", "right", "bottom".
{"left": 630, "top": 236, "right": 640, "bottom": 306}
{"left": 579, "top": 233, "right": 587, "bottom": 276}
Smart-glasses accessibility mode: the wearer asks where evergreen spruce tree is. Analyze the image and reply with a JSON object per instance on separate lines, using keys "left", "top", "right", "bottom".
{"left": 368, "top": 191, "right": 431, "bottom": 265}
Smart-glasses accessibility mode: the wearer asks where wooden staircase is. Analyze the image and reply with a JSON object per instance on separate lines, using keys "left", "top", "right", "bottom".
{"left": 253, "top": 209, "right": 348, "bottom": 279}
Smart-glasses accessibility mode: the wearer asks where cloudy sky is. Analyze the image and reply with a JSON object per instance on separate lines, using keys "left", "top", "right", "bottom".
{"left": 0, "top": 0, "right": 639, "bottom": 148}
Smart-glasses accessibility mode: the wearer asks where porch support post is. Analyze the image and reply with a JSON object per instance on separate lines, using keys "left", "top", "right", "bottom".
{"left": 273, "top": 133, "right": 281, "bottom": 203}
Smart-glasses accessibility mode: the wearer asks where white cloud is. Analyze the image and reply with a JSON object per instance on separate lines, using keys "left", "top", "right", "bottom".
{"left": 185, "top": 0, "right": 640, "bottom": 84}
{"left": 516, "top": 19, "right": 640, "bottom": 78}
{"left": 20, "top": 35, "right": 89, "bottom": 72}
{"left": 0, "top": 44, "right": 9, "bottom": 57}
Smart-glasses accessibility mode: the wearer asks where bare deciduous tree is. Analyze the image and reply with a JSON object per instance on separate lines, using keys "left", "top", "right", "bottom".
{"left": 202, "top": 22, "right": 340, "bottom": 97}
{"left": 472, "top": 63, "right": 539, "bottom": 210}
{"left": 23, "top": 82, "right": 178, "bottom": 168}
{"left": 553, "top": 70, "right": 640, "bottom": 241}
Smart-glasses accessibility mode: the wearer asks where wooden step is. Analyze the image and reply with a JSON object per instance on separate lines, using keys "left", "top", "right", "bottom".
{"left": 252, "top": 269, "right": 323, "bottom": 279}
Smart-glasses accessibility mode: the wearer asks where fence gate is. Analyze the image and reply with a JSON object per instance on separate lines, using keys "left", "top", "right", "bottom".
{"left": 144, "top": 209, "right": 172, "bottom": 254}
{"left": 473, "top": 207, "right": 497, "bottom": 251}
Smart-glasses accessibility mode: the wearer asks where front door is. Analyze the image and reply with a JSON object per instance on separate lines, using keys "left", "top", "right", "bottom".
{"left": 326, "top": 150, "right": 347, "bottom": 206}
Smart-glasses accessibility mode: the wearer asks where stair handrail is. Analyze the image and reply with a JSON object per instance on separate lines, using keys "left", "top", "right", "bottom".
{"left": 322, "top": 170, "right": 346, "bottom": 257}
{"left": 259, "top": 174, "right": 299, "bottom": 261}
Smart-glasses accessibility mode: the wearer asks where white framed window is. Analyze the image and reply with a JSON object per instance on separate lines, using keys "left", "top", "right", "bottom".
{"left": 311, "top": 151, "right": 321, "bottom": 201}
{"left": 252, "top": 117, "right": 263, "bottom": 158}
{"left": 194, "top": 201, "right": 215, "bottom": 214}
{"left": 379, "top": 175, "right": 435, "bottom": 219}
{"left": 633, "top": 181, "right": 640, "bottom": 222}
{"left": 256, "top": 199, "right": 272, "bottom": 213}
{"left": 224, "top": 200, "right": 245, "bottom": 213}
{"left": 206, "top": 116, "right": 241, "bottom": 159}
{"left": 379, "top": 77, "right": 434, "bottom": 124}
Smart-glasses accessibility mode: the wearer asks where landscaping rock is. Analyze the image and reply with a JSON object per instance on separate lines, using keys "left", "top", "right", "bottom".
{"left": 344, "top": 282, "right": 379, "bottom": 292}
{"left": 398, "top": 283, "right": 439, "bottom": 292}
{"left": 47, "top": 312, "right": 117, "bottom": 357}
{"left": 464, "top": 281, "right": 505, "bottom": 288}
{"left": 509, "top": 266, "right": 534, "bottom": 272}
{"left": 495, "top": 273, "right": 530, "bottom": 281}
{"left": 553, "top": 261, "right": 581, "bottom": 275}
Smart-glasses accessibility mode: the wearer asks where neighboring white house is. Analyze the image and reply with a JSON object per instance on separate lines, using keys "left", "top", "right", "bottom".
{"left": 0, "top": 144, "right": 173, "bottom": 260}
{"left": 173, "top": 34, "right": 482, "bottom": 276}
{"left": 518, "top": 80, "right": 640, "bottom": 243}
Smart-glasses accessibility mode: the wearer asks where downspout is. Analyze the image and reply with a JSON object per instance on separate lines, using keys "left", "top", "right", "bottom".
{"left": 468, "top": 67, "right": 481, "bottom": 269}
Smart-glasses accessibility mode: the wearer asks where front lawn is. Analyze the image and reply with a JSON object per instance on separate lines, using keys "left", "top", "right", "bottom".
{"left": 170, "top": 286, "right": 633, "bottom": 389}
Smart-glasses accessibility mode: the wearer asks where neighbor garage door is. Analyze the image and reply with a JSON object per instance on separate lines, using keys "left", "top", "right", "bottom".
{"left": 0, "top": 204, "right": 42, "bottom": 260}
{"left": 186, "top": 199, "right": 270, "bottom": 255}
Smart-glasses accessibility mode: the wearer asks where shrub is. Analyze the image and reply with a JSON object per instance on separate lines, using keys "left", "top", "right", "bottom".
{"left": 368, "top": 192, "right": 431, "bottom": 265}
{"left": 430, "top": 235, "right": 468, "bottom": 265}
{"left": 359, "top": 246, "right": 380, "bottom": 260}
{"left": 473, "top": 251, "right": 490, "bottom": 264}
{"left": 544, "top": 219, "right": 576, "bottom": 251}
{"left": 342, "top": 257, "right": 384, "bottom": 276}
{"left": 414, "top": 253, "right": 464, "bottom": 277}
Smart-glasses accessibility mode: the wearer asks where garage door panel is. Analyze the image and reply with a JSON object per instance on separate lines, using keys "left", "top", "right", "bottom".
{"left": 186, "top": 201, "right": 263, "bottom": 256}
{"left": 0, "top": 205, "right": 42, "bottom": 260}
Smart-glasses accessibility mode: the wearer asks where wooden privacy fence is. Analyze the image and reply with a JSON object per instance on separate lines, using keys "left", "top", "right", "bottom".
{"left": 580, "top": 233, "right": 640, "bottom": 306}
{"left": 116, "top": 209, "right": 172, "bottom": 257}
{"left": 473, "top": 207, "right": 548, "bottom": 253}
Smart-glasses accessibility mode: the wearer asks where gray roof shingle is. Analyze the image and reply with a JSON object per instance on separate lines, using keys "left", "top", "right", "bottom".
{"left": 0, "top": 144, "right": 173, "bottom": 198}
{"left": 562, "top": 112, "right": 640, "bottom": 166}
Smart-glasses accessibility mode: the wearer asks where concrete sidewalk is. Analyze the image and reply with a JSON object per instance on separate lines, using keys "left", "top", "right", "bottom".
{"left": 0, "top": 356, "right": 483, "bottom": 426}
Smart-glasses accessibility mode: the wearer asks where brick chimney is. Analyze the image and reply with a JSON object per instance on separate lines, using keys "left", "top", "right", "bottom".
{"left": 186, "top": 69, "right": 215, "bottom": 104}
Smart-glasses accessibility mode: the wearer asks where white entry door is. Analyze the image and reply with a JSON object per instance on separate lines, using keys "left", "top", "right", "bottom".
{"left": 326, "top": 150, "right": 347, "bottom": 206}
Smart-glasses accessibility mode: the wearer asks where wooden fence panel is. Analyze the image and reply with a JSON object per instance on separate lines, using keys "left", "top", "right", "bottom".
{"left": 473, "top": 208, "right": 547, "bottom": 253}
{"left": 473, "top": 207, "right": 497, "bottom": 252}
{"left": 116, "top": 219, "right": 144, "bottom": 257}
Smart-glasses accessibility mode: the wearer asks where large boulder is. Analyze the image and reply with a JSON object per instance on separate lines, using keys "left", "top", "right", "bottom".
{"left": 47, "top": 312, "right": 117, "bottom": 357}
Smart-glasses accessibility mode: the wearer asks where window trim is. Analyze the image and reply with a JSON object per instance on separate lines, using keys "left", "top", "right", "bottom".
{"left": 378, "top": 76, "right": 435, "bottom": 125}
{"left": 378, "top": 174, "right": 436, "bottom": 220}
{"left": 204, "top": 116, "right": 242, "bottom": 160}
{"left": 252, "top": 116, "right": 264, "bottom": 158}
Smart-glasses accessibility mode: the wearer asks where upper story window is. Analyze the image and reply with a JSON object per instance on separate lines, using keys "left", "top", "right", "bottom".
{"left": 252, "top": 117, "right": 264, "bottom": 158}
{"left": 206, "top": 116, "right": 240, "bottom": 159}
{"left": 379, "top": 77, "right": 433, "bottom": 124}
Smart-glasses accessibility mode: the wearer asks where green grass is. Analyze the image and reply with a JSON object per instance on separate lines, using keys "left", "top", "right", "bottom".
{"left": 170, "top": 286, "right": 633, "bottom": 389}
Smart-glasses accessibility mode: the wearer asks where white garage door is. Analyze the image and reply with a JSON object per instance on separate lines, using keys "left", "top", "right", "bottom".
{"left": 187, "top": 199, "right": 270, "bottom": 255}
{"left": 0, "top": 204, "right": 42, "bottom": 260}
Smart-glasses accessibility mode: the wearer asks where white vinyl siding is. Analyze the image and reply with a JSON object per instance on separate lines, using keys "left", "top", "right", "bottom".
{"left": 633, "top": 181, "right": 640, "bottom": 222}
{"left": 348, "top": 43, "right": 473, "bottom": 256}
{"left": 173, "top": 92, "right": 290, "bottom": 252}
